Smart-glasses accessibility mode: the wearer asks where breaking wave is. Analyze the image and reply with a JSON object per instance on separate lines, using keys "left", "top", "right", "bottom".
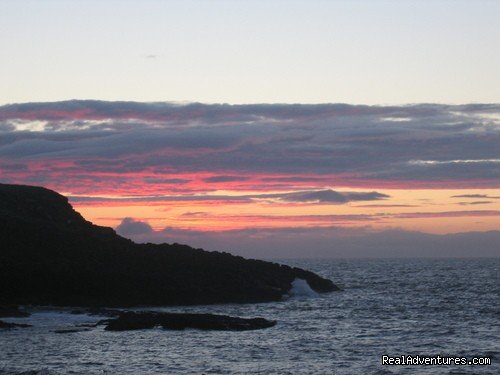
{"left": 289, "top": 278, "right": 319, "bottom": 298}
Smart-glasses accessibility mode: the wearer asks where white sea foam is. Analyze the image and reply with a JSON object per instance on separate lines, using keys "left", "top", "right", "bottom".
{"left": 289, "top": 278, "right": 319, "bottom": 298}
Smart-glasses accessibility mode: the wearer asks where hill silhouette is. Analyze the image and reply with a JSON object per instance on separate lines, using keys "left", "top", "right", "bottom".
{"left": 0, "top": 183, "right": 338, "bottom": 307}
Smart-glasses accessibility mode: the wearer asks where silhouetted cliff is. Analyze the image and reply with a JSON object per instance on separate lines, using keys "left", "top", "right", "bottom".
{"left": 0, "top": 183, "right": 338, "bottom": 307}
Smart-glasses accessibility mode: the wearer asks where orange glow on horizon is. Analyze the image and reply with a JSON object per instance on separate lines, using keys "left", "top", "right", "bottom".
{"left": 72, "top": 188, "right": 500, "bottom": 235}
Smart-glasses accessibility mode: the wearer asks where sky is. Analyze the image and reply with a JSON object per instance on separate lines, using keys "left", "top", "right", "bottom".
{"left": 1, "top": 1, "right": 499, "bottom": 257}
{"left": 2, "top": 0, "right": 500, "bottom": 105}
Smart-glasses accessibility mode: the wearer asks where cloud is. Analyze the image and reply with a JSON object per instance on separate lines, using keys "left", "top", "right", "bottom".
{"left": 262, "top": 189, "right": 389, "bottom": 204}
{"left": 66, "top": 188, "right": 389, "bottom": 205}
{"left": 139, "top": 210, "right": 500, "bottom": 231}
{"left": 203, "top": 175, "right": 249, "bottom": 183}
{"left": 457, "top": 201, "right": 493, "bottom": 205}
{"left": 261, "top": 176, "right": 326, "bottom": 183}
{"left": 0, "top": 100, "right": 454, "bottom": 123}
{"left": 451, "top": 194, "right": 500, "bottom": 199}
{"left": 391, "top": 210, "right": 500, "bottom": 219}
{"left": 179, "top": 211, "right": 209, "bottom": 217}
{"left": 117, "top": 224, "right": 500, "bottom": 259}
{"left": 356, "top": 204, "right": 418, "bottom": 208}
{"left": 1, "top": 101, "right": 499, "bottom": 194}
{"left": 0, "top": 162, "right": 27, "bottom": 171}
{"left": 143, "top": 177, "right": 191, "bottom": 184}
{"left": 115, "top": 217, "right": 153, "bottom": 236}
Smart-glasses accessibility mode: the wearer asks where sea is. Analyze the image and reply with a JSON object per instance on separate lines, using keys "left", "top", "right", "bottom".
{"left": 1, "top": 258, "right": 498, "bottom": 374}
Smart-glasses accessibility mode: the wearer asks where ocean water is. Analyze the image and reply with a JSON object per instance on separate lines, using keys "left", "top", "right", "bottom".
{"left": 1, "top": 258, "right": 498, "bottom": 374}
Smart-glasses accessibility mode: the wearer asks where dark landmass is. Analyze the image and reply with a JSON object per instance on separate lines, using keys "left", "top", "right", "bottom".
{"left": 100, "top": 311, "right": 276, "bottom": 331}
{"left": 0, "top": 304, "right": 30, "bottom": 318}
{"left": 0, "top": 183, "right": 338, "bottom": 307}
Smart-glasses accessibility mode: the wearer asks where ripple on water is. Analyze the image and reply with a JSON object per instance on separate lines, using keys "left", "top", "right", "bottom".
{"left": 0, "top": 258, "right": 498, "bottom": 374}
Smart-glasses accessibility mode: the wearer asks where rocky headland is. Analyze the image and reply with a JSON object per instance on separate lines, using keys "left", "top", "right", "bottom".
{"left": 0, "top": 183, "right": 338, "bottom": 309}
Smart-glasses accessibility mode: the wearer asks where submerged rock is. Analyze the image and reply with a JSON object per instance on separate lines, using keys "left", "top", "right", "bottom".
{"left": 102, "top": 311, "right": 276, "bottom": 331}
{"left": 54, "top": 328, "right": 91, "bottom": 334}
{"left": 0, "top": 320, "right": 31, "bottom": 329}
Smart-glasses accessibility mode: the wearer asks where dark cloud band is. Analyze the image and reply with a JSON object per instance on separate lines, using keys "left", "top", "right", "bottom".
{"left": 1, "top": 101, "right": 499, "bottom": 189}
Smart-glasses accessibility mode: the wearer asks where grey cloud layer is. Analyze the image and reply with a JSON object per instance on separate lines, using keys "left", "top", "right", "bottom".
{"left": 1, "top": 101, "right": 499, "bottom": 185}
{"left": 115, "top": 221, "right": 500, "bottom": 259}
{"left": 451, "top": 194, "right": 500, "bottom": 199}
{"left": 274, "top": 190, "right": 388, "bottom": 203}
{"left": 68, "top": 189, "right": 389, "bottom": 204}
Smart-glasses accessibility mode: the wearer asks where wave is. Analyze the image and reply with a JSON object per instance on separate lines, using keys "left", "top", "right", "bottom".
{"left": 289, "top": 278, "right": 319, "bottom": 298}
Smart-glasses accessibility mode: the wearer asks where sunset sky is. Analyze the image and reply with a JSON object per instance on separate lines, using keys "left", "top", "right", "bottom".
{"left": 1, "top": 1, "right": 499, "bottom": 257}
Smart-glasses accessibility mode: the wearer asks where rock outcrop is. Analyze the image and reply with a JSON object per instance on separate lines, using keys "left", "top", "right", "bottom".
{"left": 0, "top": 183, "right": 339, "bottom": 307}
{"left": 0, "top": 320, "right": 31, "bottom": 329}
{"left": 0, "top": 305, "right": 30, "bottom": 318}
{"left": 101, "top": 311, "right": 276, "bottom": 331}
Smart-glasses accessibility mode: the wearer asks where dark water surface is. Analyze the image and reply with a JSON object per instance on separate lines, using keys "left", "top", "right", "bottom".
{"left": 1, "top": 258, "right": 498, "bottom": 374}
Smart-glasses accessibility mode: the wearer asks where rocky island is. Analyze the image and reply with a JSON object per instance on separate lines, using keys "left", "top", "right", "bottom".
{"left": 0, "top": 183, "right": 338, "bottom": 310}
